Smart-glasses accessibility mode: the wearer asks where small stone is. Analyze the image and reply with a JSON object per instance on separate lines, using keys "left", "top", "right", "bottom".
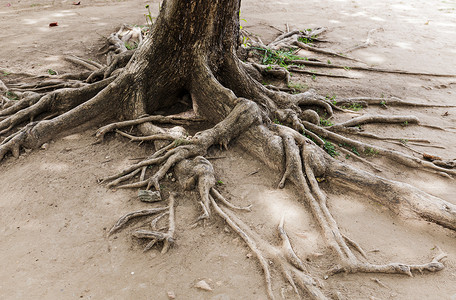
{"left": 246, "top": 253, "right": 253, "bottom": 259}
{"left": 195, "top": 280, "right": 213, "bottom": 291}
{"left": 131, "top": 272, "right": 135, "bottom": 275}
{"left": 216, "top": 281, "right": 222, "bottom": 286}
{"left": 41, "top": 143, "right": 49, "bottom": 150}
{"left": 223, "top": 226, "right": 230, "bottom": 233}
{"left": 171, "top": 178, "right": 176, "bottom": 182}
{"left": 138, "top": 190, "right": 162, "bottom": 202}
{"left": 167, "top": 291, "right": 176, "bottom": 299}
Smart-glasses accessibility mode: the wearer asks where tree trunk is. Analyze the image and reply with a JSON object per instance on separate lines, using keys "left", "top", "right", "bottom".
{"left": 120, "top": 0, "right": 242, "bottom": 122}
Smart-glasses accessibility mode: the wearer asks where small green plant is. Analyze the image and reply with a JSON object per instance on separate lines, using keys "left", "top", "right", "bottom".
{"left": 380, "top": 100, "right": 387, "bottom": 108}
{"left": 325, "top": 94, "right": 337, "bottom": 105}
{"left": 298, "top": 37, "right": 312, "bottom": 44}
{"left": 343, "top": 66, "right": 351, "bottom": 71}
{"left": 252, "top": 47, "right": 304, "bottom": 68}
{"left": 327, "top": 59, "right": 331, "bottom": 64}
{"left": 364, "top": 147, "right": 379, "bottom": 156}
{"left": 402, "top": 121, "right": 409, "bottom": 127}
{"left": 216, "top": 180, "right": 224, "bottom": 185}
{"left": 5, "top": 91, "right": 18, "bottom": 100}
{"left": 342, "top": 103, "right": 363, "bottom": 111}
{"left": 2, "top": 71, "right": 10, "bottom": 76}
{"left": 351, "top": 147, "right": 360, "bottom": 156}
{"left": 124, "top": 42, "right": 138, "bottom": 50}
{"left": 319, "top": 118, "right": 333, "bottom": 127}
{"left": 241, "top": 35, "right": 249, "bottom": 47}
{"left": 323, "top": 140, "right": 339, "bottom": 157}
{"left": 273, "top": 118, "right": 282, "bottom": 125}
{"left": 145, "top": 4, "right": 154, "bottom": 27}
{"left": 399, "top": 139, "right": 408, "bottom": 144}
{"left": 239, "top": 11, "right": 247, "bottom": 30}
{"left": 345, "top": 154, "right": 351, "bottom": 159}
{"left": 47, "top": 69, "right": 57, "bottom": 75}
{"left": 288, "top": 82, "right": 309, "bottom": 91}
{"left": 311, "top": 74, "right": 316, "bottom": 80}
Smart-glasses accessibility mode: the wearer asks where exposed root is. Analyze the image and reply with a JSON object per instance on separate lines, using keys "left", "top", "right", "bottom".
{"left": 331, "top": 114, "right": 419, "bottom": 128}
{"left": 344, "top": 28, "right": 381, "bottom": 53}
{"left": 0, "top": 76, "right": 117, "bottom": 159}
{"left": 294, "top": 41, "right": 360, "bottom": 62}
{"left": 335, "top": 96, "right": 456, "bottom": 108}
{"left": 211, "top": 197, "right": 328, "bottom": 300}
{"left": 338, "top": 147, "right": 383, "bottom": 173}
{"left": 108, "top": 206, "right": 169, "bottom": 236}
{"left": 102, "top": 98, "right": 262, "bottom": 191}
{"left": 106, "top": 168, "right": 142, "bottom": 188}
{"left": 329, "top": 251, "right": 446, "bottom": 276}
{"left": 210, "top": 188, "right": 252, "bottom": 211}
{"left": 115, "top": 129, "right": 179, "bottom": 143}
{"left": 95, "top": 114, "right": 204, "bottom": 141}
{"left": 87, "top": 50, "right": 134, "bottom": 83}
{"left": 288, "top": 66, "right": 354, "bottom": 78}
{"left": 64, "top": 55, "right": 103, "bottom": 71}
{"left": 302, "top": 120, "right": 456, "bottom": 177}
{"left": 288, "top": 60, "right": 456, "bottom": 78}
{"left": 132, "top": 193, "right": 176, "bottom": 253}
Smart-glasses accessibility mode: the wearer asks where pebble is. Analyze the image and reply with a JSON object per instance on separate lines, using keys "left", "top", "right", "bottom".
{"left": 167, "top": 291, "right": 176, "bottom": 299}
{"left": 41, "top": 143, "right": 49, "bottom": 150}
{"left": 195, "top": 280, "right": 213, "bottom": 291}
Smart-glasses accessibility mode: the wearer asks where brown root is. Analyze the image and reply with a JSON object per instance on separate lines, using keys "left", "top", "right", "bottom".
{"left": 108, "top": 206, "right": 169, "bottom": 236}
{"left": 132, "top": 193, "right": 176, "bottom": 253}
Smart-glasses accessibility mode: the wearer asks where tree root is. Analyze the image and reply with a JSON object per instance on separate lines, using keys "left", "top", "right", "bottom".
{"left": 334, "top": 96, "right": 456, "bottom": 108}
{"left": 0, "top": 77, "right": 114, "bottom": 137}
{"left": 108, "top": 206, "right": 169, "bottom": 236}
{"left": 287, "top": 60, "right": 456, "bottom": 78}
{"left": 288, "top": 66, "right": 354, "bottom": 78}
{"left": 95, "top": 114, "right": 204, "bottom": 141}
{"left": 301, "top": 121, "right": 456, "bottom": 177}
{"left": 64, "top": 55, "right": 103, "bottom": 71}
{"left": 278, "top": 130, "right": 449, "bottom": 278}
{"left": 331, "top": 114, "right": 419, "bottom": 128}
{"left": 132, "top": 193, "right": 176, "bottom": 253}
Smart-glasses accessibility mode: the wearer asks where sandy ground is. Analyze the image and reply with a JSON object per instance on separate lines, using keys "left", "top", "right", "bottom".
{"left": 1, "top": 0, "right": 456, "bottom": 299}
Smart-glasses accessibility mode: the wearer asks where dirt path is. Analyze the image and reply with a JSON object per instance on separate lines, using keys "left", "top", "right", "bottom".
{"left": 1, "top": 0, "right": 456, "bottom": 299}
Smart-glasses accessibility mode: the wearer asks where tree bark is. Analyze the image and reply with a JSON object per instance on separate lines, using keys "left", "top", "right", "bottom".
{"left": 118, "top": 0, "right": 242, "bottom": 122}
